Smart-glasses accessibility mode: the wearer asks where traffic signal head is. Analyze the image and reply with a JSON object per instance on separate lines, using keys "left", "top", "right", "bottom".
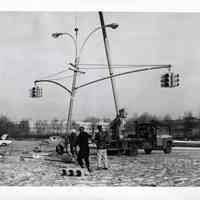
{"left": 31, "top": 87, "right": 36, "bottom": 97}
{"left": 30, "top": 86, "right": 42, "bottom": 98}
{"left": 171, "top": 73, "right": 180, "bottom": 87}
{"left": 161, "top": 73, "right": 171, "bottom": 87}
{"left": 36, "top": 86, "right": 42, "bottom": 97}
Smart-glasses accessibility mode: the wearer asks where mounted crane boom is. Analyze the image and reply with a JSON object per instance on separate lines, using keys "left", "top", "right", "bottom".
{"left": 99, "top": 11, "right": 119, "bottom": 117}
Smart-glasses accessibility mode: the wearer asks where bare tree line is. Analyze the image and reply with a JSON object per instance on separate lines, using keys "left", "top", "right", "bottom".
{"left": 0, "top": 111, "right": 200, "bottom": 140}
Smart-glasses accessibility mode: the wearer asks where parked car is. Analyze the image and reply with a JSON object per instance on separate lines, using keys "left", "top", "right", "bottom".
{"left": 0, "top": 134, "right": 12, "bottom": 146}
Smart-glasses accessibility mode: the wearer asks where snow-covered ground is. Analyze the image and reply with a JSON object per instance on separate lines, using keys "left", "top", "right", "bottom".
{"left": 0, "top": 140, "right": 200, "bottom": 186}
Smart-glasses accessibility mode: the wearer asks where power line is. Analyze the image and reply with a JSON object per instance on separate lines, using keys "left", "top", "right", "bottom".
{"left": 79, "top": 66, "right": 146, "bottom": 70}
{"left": 49, "top": 74, "right": 81, "bottom": 81}
{"left": 38, "top": 64, "right": 170, "bottom": 79}
{"left": 79, "top": 64, "right": 170, "bottom": 67}
{"left": 39, "top": 68, "right": 69, "bottom": 80}
{"left": 79, "top": 67, "right": 132, "bottom": 70}
{"left": 78, "top": 64, "right": 170, "bottom": 70}
{"left": 49, "top": 75, "right": 74, "bottom": 81}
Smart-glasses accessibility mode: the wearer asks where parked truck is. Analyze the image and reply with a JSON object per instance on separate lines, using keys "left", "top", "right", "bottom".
{"left": 107, "top": 110, "right": 173, "bottom": 156}
{"left": 133, "top": 121, "right": 173, "bottom": 154}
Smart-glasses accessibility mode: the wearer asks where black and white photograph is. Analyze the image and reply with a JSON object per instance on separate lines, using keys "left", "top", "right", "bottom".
{"left": 1, "top": 5, "right": 200, "bottom": 189}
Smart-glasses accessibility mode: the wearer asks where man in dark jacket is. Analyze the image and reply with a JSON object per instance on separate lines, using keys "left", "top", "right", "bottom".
{"left": 76, "top": 126, "right": 92, "bottom": 172}
{"left": 95, "top": 124, "right": 109, "bottom": 170}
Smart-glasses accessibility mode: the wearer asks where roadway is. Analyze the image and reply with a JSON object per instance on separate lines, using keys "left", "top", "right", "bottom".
{"left": 0, "top": 140, "right": 200, "bottom": 186}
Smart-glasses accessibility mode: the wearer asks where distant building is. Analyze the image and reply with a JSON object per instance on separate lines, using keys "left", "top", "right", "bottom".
{"left": 28, "top": 119, "right": 36, "bottom": 134}
{"left": 26, "top": 119, "right": 110, "bottom": 136}
{"left": 75, "top": 120, "right": 110, "bottom": 133}
{"left": 76, "top": 121, "right": 93, "bottom": 133}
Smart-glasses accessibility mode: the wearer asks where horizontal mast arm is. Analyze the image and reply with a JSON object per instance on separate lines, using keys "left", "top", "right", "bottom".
{"left": 75, "top": 65, "right": 171, "bottom": 90}
{"left": 34, "top": 80, "right": 72, "bottom": 95}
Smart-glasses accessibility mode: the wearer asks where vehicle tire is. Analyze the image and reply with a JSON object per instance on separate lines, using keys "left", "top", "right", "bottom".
{"left": 1, "top": 143, "right": 7, "bottom": 146}
{"left": 143, "top": 142, "right": 152, "bottom": 154}
{"left": 128, "top": 143, "right": 138, "bottom": 156}
{"left": 144, "top": 149, "right": 152, "bottom": 154}
{"left": 163, "top": 142, "right": 172, "bottom": 154}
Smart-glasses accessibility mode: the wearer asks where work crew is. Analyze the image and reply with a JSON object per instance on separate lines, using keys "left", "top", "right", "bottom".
{"left": 76, "top": 126, "right": 92, "bottom": 172}
{"left": 95, "top": 124, "right": 109, "bottom": 170}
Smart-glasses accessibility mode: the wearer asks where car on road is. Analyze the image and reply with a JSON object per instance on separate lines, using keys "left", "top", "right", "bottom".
{"left": 0, "top": 134, "right": 12, "bottom": 146}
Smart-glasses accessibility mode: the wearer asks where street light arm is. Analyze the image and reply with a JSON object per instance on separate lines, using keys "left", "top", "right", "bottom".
{"left": 79, "top": 27, "right": 101, "bottom": 60}
{"left": 79, "top": 24, "right": 118, "bottom": 62}
{"left": 34, "top": 80, "right": 72, "bottom": 95}
{"left": 75, "top": 65, "right": 171, "bottom": 90}
{"left": 52, "top": 32, "right": 77, "bottom": 57}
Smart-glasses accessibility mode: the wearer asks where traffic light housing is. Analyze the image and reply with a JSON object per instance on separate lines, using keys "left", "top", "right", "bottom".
{"left": 161, "top": 73, "right": 171, "bottom": 88}
{"left": 171, "top": 73, "right": 180, "bottom": 87}
{"left": 30, "top": 86, "right": 42, "bottom": 98}
{"left": 36, "top": 86, "right": 42, "bottom": 97}
{"left": 160, "top": 72, "right": 180, "bottom": 88}
{"left": 31, "top": 87, "right": 36, "bottom": 97}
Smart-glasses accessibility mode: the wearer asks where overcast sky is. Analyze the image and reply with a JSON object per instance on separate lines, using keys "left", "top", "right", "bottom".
{"left": 0, "top": 12, "right": 199, "bottom": 121}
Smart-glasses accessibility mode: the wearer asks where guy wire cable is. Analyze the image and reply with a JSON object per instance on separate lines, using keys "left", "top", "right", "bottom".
{"left": 38, "top": 68, "right": 69, "bottom": 80}
{"left": 79, "top": 64, "right": 169, "bottom": 67}
{"left": 49, "top": 74, "right": 81, "bottom": 81}
{"left": 78, "top": 64, "right": 170, "bottom": 70}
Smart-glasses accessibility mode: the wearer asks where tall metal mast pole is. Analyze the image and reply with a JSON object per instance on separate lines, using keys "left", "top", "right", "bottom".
{"left": 66, "top": 27, "right": 79, "bottom": 135}
{"left": 99, "top": 11, "right": 119, "bottom": 117}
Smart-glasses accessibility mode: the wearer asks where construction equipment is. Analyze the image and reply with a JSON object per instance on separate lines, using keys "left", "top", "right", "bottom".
{"left": 107, "top": 108, "right": 139, "bottom": 156}
{"left": 107, "top": 136, "right": 139, "bottom": 156}
{"left": 106, "top": 111, "right": 173, "bottom": 156}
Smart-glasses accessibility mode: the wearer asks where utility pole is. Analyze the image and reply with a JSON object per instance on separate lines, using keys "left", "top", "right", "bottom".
{"left": 49, "top": 22, "right": 118, "bottom": 137}
{"left": 99, "top": 11, "right": 119, "bottom": 117}
{"left": 66, "top": 27, "right": 79, "bottom": 135}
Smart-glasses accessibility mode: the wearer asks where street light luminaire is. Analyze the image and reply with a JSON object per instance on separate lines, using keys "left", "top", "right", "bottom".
{"left": 51, "top": 32, "right": 63, "bottom": 38}
{"left": 51, "top": 23, "right": 119, "bottom": 39}
{"left": 106, "top": 23, "right": 119, "bottom": 29}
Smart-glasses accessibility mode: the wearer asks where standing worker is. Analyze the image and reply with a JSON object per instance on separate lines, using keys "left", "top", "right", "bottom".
{"left": 69, "top": 129, "right": 78, "bottom": 162}
{"left": 76, "top": 126, "right": 92, "bottom": 172}
{"left": 69, "top": 129, "right": 77, "bottom": 157}
{"left": 95, "top": 124, "right": 109, "bottom": 170}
